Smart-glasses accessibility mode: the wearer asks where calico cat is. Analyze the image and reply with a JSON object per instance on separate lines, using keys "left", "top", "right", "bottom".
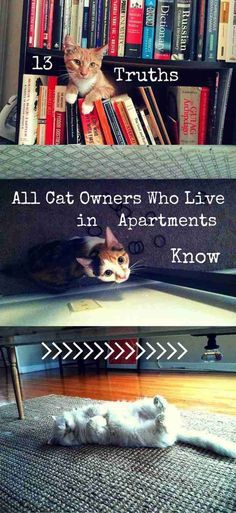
{"left": 27, "top": 227, "right": 130, "bottom": 292}
{"left": 49, "top": 395, "right": 236, "bottom": 458}
{"left": 64, "top": 35, "right": 116, "bottom": 114}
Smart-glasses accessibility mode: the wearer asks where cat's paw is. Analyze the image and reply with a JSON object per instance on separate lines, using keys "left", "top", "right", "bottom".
{"left": 154, "top": 395, "right": 167, "bottom": 412}
{"left": 82, "top": 102, "right": 94, "bottom": 115}
{"left": 66, "top": 92, "right": 78, "bottom": 104}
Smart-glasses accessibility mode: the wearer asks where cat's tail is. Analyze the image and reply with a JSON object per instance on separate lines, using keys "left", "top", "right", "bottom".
{"left": 177, "top": 428, "right": 236, "bottom": 458}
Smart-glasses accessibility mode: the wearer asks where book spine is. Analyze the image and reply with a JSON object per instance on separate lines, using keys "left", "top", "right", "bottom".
{"left": 217, "top": 1, "right": 230, "bottom": 60}
{"left": 118, "top": 0, "right": 128, "bottom": 57}
{"left": 171, "top": 0, "right": 192, "bottom": 60}
{"left": 124, "top": 98, "right": 148, "bottom": 144}
{"left": 96, "top": 0, "right": 104, "bottom": 47}
{"left": 178, "top": 87, "right": 200, "bottom": 144}
{"left": 95, "top": 100, "right": 114, "bottom": 144}
{"left": 47, "top": 0, "right": 55, "bottom": 48}
{"left": 62, "top": 0, "right": 72, "bottom": 44}
{"left": 81, "top": 0, "right": 90, "bottom": 47}
{"left": 154, "top": 0, "right": 174, "bottom": 60}
{"left": 39, "top": 0, "right": 46, "bottom": 47}
{"left": 37, "top": 85, "right": 48, "bottom": 144}
{"left": 225, "top": 0, "right": 236, "bottom": 62}
{"left": 28, "top": 0, "right": 37, "bottom": 47}
{"left": 88, "top": 0, "right": 97, "bottom": 47}
{"left": 125, "top": 0, "right": 145, "bottom": 58}
{"left": 142, "top": 0, "right": 156, "bottom": 59}
{"left": 52, "top": 0, "right": 64, "bottom": 49}
{"left": 103, "top": 0, "right": 110, "bottom": 44}
{"left": 78, "top": 99, "right": 105, "bottom": 144}
{"left": 204, "top": 0, "right": 220, "bottom": 61}
{"left": 108, "top": 0, "right": 121, "bottom": 56}
{"left": 70, "top": 0, "right": 79, "bottom": 40}
{"left": 188, "top": 0, "right": 198, "bottom": 60}
{"left": 53, "top": 86, "right": 66, "bottom": 144}
{"left": 66, "top": 103, "right": 83, "bottom": 143}
{"left": 103, "top": 100, "right": 126, "bottom": 144}
{"left": 196, "top": 0, "right": 207, "bottom": 60}
{"left": 139, "top": 109, "right": 156, "bottom": 144}
{"left": 19, "top": 75, "right": 44, "bottom": 145}
{"left": 45, "top": 76, "right": 57, "bottom": 145}
{"left": 42, "top": 0, "right": 51, "bottom": 48}
{"left": 76, "top": 0, "right": 84, "bottom": 45}
{"left": 113, "top": 101, "right": 138, "bottom": 144}
{"left": 198, "top": 87, "right": 210, "bottom": 144}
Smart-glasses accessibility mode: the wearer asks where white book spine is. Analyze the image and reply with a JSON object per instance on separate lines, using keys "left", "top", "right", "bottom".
{"left": 77, "top": 0, "right": 85, "bottom": 44}
{"left": 124, "top": 98, "right": 149, "bottom": 145}
{"left": 226, "top": 0, "right": 236, "bottom": 61}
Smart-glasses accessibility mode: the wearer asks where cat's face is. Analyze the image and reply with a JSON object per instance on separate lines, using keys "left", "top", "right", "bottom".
{"left": 64, "top": 35, "right": 108, "bottom": 80}
{"left": 77, "top": 227, "right": 130, "bottom": 284}
{"left": 48, "top": 414, "right": 79, "bottom": 447}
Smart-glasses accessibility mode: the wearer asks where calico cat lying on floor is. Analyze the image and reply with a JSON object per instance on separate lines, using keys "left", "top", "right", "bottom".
{"left": 49, "top": 395, "right": 236, "bottom": 458}
{"left": 27, "top": 227, "right": 130, "bottom": 292}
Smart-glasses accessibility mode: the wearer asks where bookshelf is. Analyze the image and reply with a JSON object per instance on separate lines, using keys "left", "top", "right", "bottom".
{"left": 16, "top": 0, "right": 236, "bottom": 145}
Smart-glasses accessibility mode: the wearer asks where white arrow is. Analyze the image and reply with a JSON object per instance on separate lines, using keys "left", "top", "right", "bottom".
{"left": 146, "top": 342, "right": 156, "bottom": 360}
{"left": 94, "top": 342, "right": 104, "bottom": 360}
{"left": 177, "top": 343, "right": 188, "bottom": 360}
{"left": 73, "top": 343, "right": 83, "bottom": 360}
{"left": 42, "top": 342, "right": 52, "bottom": 360}
{"left": 156, "top": 343, "right": 166, "bottom": 360}
{"left": 104, "top": 342, "right": 114, "bottom": 360}
{"left": 114, "top": 342, "right": 125, "bottom": 360}
{"left": 167, "top": 342, "right": 177, "bottom": 360}
{"left": 125, "top": 342, "right": 136, "bottom": 360}
{"left": 52, "top": 342, "right": 62, "bottom": 360}
{"left": 136, "top": 342, "right": 145, "bottom": 360}
{"left": 83, "top": 342, "right": 93, "bottom": 360}
{"left": 62, "top": 343, "right": 73, "bottom": 360}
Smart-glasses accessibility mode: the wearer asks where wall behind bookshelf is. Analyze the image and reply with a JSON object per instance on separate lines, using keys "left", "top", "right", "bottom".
{"left": 16, "top": 0, "right": 236, "bottom": 145}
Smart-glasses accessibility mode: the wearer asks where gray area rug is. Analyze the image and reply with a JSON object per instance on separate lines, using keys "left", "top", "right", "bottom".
{"left": 0, "top": 395, "right": 236, "bottom": 513}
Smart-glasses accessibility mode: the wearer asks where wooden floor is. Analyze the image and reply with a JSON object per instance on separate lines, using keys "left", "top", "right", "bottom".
{"left": 1, "top": 367, "right": 236, "bottom": 415}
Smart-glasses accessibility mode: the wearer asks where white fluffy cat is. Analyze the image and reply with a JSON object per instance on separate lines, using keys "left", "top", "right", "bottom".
{"left": 49, "top": 395, "right": 236, "bottom": 458}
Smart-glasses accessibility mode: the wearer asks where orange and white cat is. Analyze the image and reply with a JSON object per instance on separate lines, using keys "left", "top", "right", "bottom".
{"left": 64, "top": 35, "right": 116, "bottom": 114}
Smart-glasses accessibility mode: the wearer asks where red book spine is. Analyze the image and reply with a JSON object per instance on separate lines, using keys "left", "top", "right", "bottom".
{"left": 125, "top": 0, "right": 144, "bottom": 58}
{"left": 45, "top": 76, "right": 57, "bottom": 145}
{"left": 54, "top": 112, "right": 66, "bottom": 144}
{"left": 198, "top": 87, "right": 210, "bottom": 144}
{"left": 47, "top": 0, "right": 55, "bottom": 49}
{"left": 28, "top": 0, "right": 37, "bottom": 47}
{"left": 113, "top": 102, "right": 136, "bottom": 145}
{"left": 78, "top": 99, "right": 105, "bottom": 145}
{"left": 108, "top": 0, "right": 121, "bottom": 56}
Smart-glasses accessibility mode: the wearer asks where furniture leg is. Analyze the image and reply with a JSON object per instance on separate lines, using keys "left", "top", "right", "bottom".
{"left": 7, "top": 342, "right": 25, "bottom": 419}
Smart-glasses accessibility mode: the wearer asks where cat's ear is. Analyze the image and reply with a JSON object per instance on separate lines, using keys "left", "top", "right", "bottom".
{"left": 95, "top": 44, "right": 108, "bottom": 59}
{"left": 105, "top": 227, "right": 123, "bottom": 250}
{"left": 64, "top": 35, "right": 77, "bottom": 54}
{"left": 76, "top": 257, "right": 93, "bottom": 269}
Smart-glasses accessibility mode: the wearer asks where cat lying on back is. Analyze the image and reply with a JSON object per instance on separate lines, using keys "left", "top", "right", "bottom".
{"left": 27, "top": 227, "right": 130, "bottom": 292}
{"left": 49, "top": 395, "right": 236, "bottom": 458}
{"left": 64, "top": 35, "right": 116, "bottom": 114}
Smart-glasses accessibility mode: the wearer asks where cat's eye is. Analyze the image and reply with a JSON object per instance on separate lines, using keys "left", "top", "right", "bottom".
{"left": 118, "top": 257, "right": 124, "bottom": 264}
{"left": 74, "top": 59, "right": 81, "bottom": 65}
{"left": 104, "top": 270, "right": 113, "bottom": 277}
{"left": 90, "top": 62, "right": 96, "bottom": 67}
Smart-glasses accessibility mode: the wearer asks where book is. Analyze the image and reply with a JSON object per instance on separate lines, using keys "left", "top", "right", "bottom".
{"left": 66, "top": 102, "right": 84, "bottom": 143}
{"left": 39, "top": 0, "right": 48, "bottom": 47}
{"left": 139, "top": 86, "right": 171, "bottom": 144}
{"left": 108, "top": 0, "right": 121, "bottom": 56}
{"left": 45, "top": 76, "right": 57, "bottom": 145}
{"left": 112, "top": 99, "right": 138, "bottom": 144}
{"left": 53, "top": 85, "right": 66, "bottom": 144}
{"left": 208, "top": 72, "right": 219, "bottom": 144}
{"left": 125, "top": 0, "right": 145, "bottom": 58}
{"left": 70, "top": 0, "right": 79, "bottom": 41}
{"left": 78, "top": 99, "right": 105, "bottom": 144}
{"left": 34, "top": 0, "right": 43, "bottom": 47}
{"left": 28, "top": 0, "right": 37, "bottom": 47}
{"left": 215, "top": 68, "right": 233, "bottom": 143}
{"left": 198, "top": 87, "right": 210, "bottom": 144}
{"left": 37, "top": 85, "right": 48, "bottom": 144}
{"left": 204, "top": 0, "right": 220, "bottom": 61}
{"left": 118, "top": 0, "right": 128, "bottom": 57}
{"left": 88, "top": 0, "right": 97, "bottom": 47}
{"left": 81, "top": 0, "right": 90, "bottom": 47}
{"left": 47, "top": 0, "right": 55, "bottom": 49}
{"left": 142, "top": 0, "right": 156, "bottom": 59}
{"left": 171, "top": 0, "right": 192, "bottom": 60}
{"left": 138, "top": 108, "right": 156, "bottom": 144}
{"left": 103, "top": 0, "right": 110, "bottom": 44}
{"left": 170, "top": 86, "right": 201, "bottom": 144}
{"left": 225, "top": 0, "right": 236, "bottom": 62}
{"left": 122, "top": 95, "right": 149, "bottom": 144}
{"left": 196, "top": 0, "right": 207, "bottom": 60}
{"left": 52, "top": 0, "right": 64, "bottom": 49}
{"left": 154, "top": 0, "right": 174, "bottom": 60}
{"left": 217, "top": 1, "right": 230, "bottom": 60}
{"left": 42, "top": 0, "right": 52, "bottom": 48}
{"left": 96, "top": 0, "right": 104, "bottom": 47}
{"left": 95, "top": 100, "right": 115, "bottom": 144}
{"left": 76, "top": 0, "right": 84, "bottom": 45}
{"left": 19, "top": 75, "right": 46, "bottom": 145}
{"left": 103, "top": 99, "right": 126, "bottom": 144}
{"left": 188, "top": 0, "right": 198, "bottom": 60}
{"left": 62, "top": 0, "right": 72, "bottom": 45}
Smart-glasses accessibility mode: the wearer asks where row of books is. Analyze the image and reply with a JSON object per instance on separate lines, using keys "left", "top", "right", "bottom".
{"left": 18, "top": 70, "right": 232, "bottom": 145}
{"left": 27, "top": 0, "right": 236, "bottom": 62}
